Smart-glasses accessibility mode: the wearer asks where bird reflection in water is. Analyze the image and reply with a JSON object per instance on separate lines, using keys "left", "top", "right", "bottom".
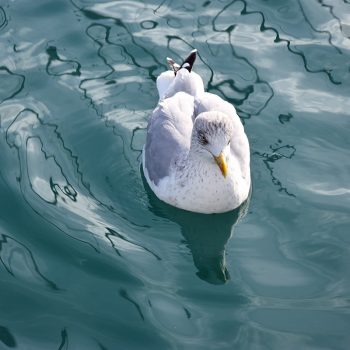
{"left": 142, "top": 172, "right": 250, "bottom": 284}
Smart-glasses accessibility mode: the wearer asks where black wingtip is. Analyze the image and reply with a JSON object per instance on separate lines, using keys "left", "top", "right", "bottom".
{"left": 180, "top": 49, "right": 197, "bottom": 72}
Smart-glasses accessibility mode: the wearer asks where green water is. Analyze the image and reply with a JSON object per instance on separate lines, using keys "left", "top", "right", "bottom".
{"left": 1, "top": 0, "right": 350, "bottom": 349}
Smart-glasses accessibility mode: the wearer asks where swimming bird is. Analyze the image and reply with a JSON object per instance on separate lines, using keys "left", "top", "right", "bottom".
{"left": 142, "top": 50, "right": 251, "bottom": 214}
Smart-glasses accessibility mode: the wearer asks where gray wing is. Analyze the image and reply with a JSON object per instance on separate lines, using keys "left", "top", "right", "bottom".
{"left": 144, "top": 92, "right": 195, "bottom": 185}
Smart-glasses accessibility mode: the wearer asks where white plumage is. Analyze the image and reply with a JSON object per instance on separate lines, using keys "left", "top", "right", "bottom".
{"left": 143, "top": 50, "right": 251, "bottom": 214}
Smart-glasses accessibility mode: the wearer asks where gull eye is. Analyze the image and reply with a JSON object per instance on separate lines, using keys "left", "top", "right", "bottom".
{"left": 198, "top": 132, "right": 209, "bottom": 145}
{"left": 227, "top": 139, "right": 231, "bottom": 145}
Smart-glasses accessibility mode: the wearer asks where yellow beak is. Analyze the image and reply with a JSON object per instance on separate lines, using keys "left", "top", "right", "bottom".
{"left": 214, "top": 152, "right": 228, "bottom": 178}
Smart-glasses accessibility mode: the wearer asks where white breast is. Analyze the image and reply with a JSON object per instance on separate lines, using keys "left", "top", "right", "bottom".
{"left": 151, "top": 151, "right": 251, "bottom": 214}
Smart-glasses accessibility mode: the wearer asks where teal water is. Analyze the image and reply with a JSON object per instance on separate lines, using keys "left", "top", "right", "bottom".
{"left": 1, "top": 0, "right": 350, "bottom": 348}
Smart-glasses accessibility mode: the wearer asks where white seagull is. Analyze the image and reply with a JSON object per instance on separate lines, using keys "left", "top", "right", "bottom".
{"left": 143, "top": 50, "right": 251, "bottom": 214}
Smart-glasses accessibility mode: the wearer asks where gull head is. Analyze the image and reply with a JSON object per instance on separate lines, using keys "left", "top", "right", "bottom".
{"left": 191, "top": 111, "right": 234, "bottom": 177}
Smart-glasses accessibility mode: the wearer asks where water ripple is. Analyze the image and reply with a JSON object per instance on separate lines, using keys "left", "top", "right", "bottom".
{"left": 0, "top": 232, "right": 59, "bottom": 290}
{"left": 215, "top": 0, "right": 350, "bottom": 85}
{"left": 1, "top": 100, "right": 156, "bottom": 261}
{"left": 0, "top": 6, "right": 7, "bottom": 32}
{"left": 57, "top": 329, "right": 68, "bottom": 350}
{"left": 0, "top": 66, "right": 25, "bottom": 104}
{"left": 46, "top": 46, "right": 81, "bottom": 77}
{"left": 254, "top": 139, "right": 296, "bottom": 197}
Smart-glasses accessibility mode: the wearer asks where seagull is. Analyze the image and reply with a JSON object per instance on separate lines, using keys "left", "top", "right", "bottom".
{"left": 142, "top": 50, "right": 251, "bottom": 214}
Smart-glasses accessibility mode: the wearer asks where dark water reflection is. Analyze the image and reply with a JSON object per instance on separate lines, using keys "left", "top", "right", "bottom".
{"left": 0, "top": 326, "right": 16, "bottom": 348}
{"left": 1, "top": 0, "right": 350, "bottom": 349}
{"left": 144, "top": 174, "right": 250, "bottom": 284}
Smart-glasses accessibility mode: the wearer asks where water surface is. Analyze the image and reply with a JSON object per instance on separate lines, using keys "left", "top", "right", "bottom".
{"left": 1, "top": 0, "right": 350, "bottom": 349}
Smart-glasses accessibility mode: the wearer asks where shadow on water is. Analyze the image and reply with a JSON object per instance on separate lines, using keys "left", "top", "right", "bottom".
{"left": 141, "top": 168, "right": 249, "bottom": 285}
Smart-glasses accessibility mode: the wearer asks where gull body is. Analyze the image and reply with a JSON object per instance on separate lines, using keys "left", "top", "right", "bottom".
{"left": 143, "top": 50, "right": 251, "bottom": 214}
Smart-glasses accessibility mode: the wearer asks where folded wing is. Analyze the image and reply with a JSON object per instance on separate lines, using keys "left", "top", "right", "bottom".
{"left": 144, "top": 92, "right": 195, "bottom": 185}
